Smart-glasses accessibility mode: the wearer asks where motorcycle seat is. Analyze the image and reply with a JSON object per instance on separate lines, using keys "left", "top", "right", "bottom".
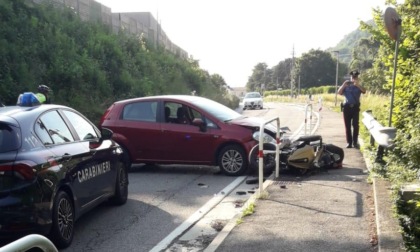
{"left": 295, "top": 135, "right": 322, "bottom": 143}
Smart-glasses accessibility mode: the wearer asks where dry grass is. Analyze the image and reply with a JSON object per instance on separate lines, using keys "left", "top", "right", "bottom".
{"left": 265, "top": 92, "right": 390, "bottom": 148}
{"left": 265, "top": 93, "right": 389, "bottom": 120}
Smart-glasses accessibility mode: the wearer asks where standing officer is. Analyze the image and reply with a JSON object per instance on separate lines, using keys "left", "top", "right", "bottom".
{"left": 36, "top": 85, "right": 52, "bottom": 104}
{"left": 16, "top": 85, "right": 52, "bottom": 106}
{"left": 338, "top": 70, "right": 366, "bottom": 148}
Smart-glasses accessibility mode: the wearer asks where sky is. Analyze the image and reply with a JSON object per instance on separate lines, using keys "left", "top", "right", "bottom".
{"left": 95, "top": 0, "right": 396, "bottom": 87}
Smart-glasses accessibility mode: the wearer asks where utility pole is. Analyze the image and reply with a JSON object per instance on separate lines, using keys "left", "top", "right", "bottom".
{"left": 333, "top": 51, "right": 339, "bottom": 106}
{"left": 291, "top": 45, "right": 295, "bottom": 97}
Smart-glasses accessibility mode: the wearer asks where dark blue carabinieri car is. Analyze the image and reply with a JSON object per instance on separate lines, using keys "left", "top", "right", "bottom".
{"left": 0, "top": 104, "right": 128, "bottom": 248}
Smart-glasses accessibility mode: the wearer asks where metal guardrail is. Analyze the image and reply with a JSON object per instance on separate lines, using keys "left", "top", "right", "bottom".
{"left": 362, "top": 110, "right": 397, "bottom": 161}
{"left": 257, "top": 117, "right": 281, "bottom": 195}
{"left": 0, "top": 234, "right": 58, "bottom": 252}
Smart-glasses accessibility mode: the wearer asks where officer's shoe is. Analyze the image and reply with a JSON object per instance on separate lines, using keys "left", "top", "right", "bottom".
{"left": 354, "top": 143, "right": 360, "bottom": 149}
{"left": 346, "top": 143, "right": 353, "bottom": 148}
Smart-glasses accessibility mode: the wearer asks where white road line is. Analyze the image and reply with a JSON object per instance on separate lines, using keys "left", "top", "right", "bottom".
{"left": 149, "top": 176, "right": 247, "bottom": 252}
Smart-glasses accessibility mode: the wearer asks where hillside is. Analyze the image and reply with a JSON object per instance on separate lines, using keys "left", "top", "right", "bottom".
{"left": 328, "top": 20, "right": 374, "bottom": 65}
{"left": 0, "top": 1, "right": 239, "bottom": 123}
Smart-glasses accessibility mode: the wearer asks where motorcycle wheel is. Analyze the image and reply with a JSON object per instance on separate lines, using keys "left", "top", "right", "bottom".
{"left": 288, "top": 165, "right": 309, "bottom": 175}
{"left": 325, "top": 144, "right": 344, "bottom": 167}
{"left": 248, "top": 143, "right": 276, "bottom": 176}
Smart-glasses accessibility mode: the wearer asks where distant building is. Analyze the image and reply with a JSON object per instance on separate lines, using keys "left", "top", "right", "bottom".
{"left": 112, "top": 12, "right": 188, "bottom": 58}
{"left": 32, "top": 0, "right": 188, "bottom": 59}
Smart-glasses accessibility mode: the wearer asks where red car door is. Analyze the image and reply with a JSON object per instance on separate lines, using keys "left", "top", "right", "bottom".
{"left": 115, "top": 101, "right": 163, "bottom": 163}
{"left": 160, "top": 103, "right": 219, "bottom": 164}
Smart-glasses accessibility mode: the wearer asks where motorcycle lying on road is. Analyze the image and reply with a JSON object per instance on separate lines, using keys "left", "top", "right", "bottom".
{"left": 248, "top": 129, "right": 344, "bottom": 176}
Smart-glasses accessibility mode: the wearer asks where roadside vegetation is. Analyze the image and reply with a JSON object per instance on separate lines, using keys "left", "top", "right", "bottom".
{"left": 236, "top": 202, "right": 256, "bottom": 225}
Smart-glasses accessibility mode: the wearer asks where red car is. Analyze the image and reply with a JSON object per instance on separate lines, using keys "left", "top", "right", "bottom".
{"left": 99, "top": 95, "right": 276, "bottom": 176}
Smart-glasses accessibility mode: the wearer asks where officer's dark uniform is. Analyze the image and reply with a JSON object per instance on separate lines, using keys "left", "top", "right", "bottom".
{"left": 338, "top": 70, "right": 366, "bottom": 148}
{"left": 342, "top": 84, "right": 363, "bottom": 148}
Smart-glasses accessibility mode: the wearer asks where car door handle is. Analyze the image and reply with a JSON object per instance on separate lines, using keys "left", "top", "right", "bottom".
{"left": 62, "top": 153, "right": 72, "bottom": 162}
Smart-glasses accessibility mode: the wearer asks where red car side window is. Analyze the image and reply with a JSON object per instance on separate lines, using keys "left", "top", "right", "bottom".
{"left": 122, "top": 101, "right": 157, "bottom": 122}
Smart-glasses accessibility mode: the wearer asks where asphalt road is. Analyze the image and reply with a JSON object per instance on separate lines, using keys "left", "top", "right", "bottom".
{"left": 61, "top": 102, "right": 310, "bottom": 252}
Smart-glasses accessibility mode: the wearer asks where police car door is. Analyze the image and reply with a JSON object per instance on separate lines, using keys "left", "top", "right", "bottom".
{"left": 35, "top": 110, "right": 94, "bottom": 209}
{"left": 60, "top": 110, "right": 116, "bottom": 205}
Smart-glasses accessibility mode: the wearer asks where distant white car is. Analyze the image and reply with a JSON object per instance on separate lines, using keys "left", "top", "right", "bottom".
{"left": 242, "top": 92, "right": 263, "bottom": 110}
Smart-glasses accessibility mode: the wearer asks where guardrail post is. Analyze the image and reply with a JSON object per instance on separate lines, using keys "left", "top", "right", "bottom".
{"left": 258, "top": 117, "right": 280, "bottom": 196}
{"left": 377, "top": 146, "right": 385, "bottom": 162}
{"left": 362, "top": 110, "right": 397, "bottom": 162}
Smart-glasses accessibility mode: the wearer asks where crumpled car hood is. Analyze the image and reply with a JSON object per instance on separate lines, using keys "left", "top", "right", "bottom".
{"left": 230, "top": 116, "right": 277, "bottom": 133}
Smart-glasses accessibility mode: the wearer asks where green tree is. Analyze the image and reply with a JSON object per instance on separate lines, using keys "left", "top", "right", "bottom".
{"left": 295, "top": 49, "right": 337, "bottom": 88}
{"left": 246, "top": 63, "right": 268, "bottom": 93}
{"left": 272, "top": 58, "right": 293, "bottom": 91}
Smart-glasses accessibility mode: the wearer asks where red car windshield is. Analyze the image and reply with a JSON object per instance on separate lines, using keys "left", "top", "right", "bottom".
{"left": 192, "top": 97, "right": 242, "bottom": 122}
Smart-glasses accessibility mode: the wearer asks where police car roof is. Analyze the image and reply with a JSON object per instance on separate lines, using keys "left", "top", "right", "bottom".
{"left": 0, "top": 104, "right": 72, "bottom": 126}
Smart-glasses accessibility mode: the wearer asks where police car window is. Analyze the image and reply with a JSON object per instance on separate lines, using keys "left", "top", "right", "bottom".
{"left": 37, "top": 111, "right": 74, "bottom": 144}
{"left": 35, "top": 120, "right": 53, "bottom": 145}
{"left": 122, "top": 101, "right": 157, "bottom": 122}
{"left": 0, "top": 123, "right": 19, "bottom": 153}
{"left": 62, "top": 110, "right": 98, "bottom": 140}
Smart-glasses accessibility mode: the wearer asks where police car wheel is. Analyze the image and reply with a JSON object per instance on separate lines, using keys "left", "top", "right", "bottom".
{"left": 50, "top": 191, "right": 74, "bottom": 249}
{"left": 109, "top": 162, "right": 128, "bottom": 205}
